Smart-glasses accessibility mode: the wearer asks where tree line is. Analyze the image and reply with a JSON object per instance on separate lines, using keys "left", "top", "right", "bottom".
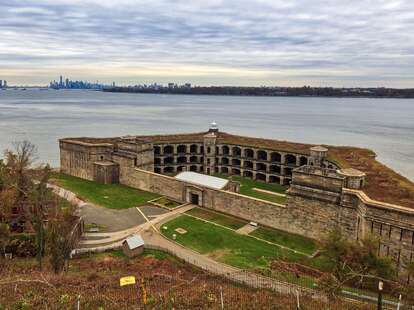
{"left": 104, "top": 86, "right": 414, "bottom": 98}
{"left": 0, "top": 141, "right": 75, "bottom": 273}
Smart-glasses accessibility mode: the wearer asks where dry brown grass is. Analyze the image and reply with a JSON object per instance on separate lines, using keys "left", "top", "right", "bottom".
{"left": 327, "top": 146, "right": 414, "bottom": 208}
{"left": 0, "top": 254, "right": 373, "bottom": 310}
{"left": 0, "top": 252, "right": 374, "bottom": 310}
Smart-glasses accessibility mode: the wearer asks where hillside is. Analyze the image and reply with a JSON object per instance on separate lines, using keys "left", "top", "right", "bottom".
{"left": 0, "top": 250, "right": 372, "bottom": 309}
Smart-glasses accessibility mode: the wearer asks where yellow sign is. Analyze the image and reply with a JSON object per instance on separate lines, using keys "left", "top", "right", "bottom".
{"left": 120, "top": 276, "right": 136, "bottom": 287}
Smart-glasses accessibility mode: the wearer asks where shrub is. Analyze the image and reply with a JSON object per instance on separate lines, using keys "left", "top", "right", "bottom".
{"left": 5, "top": 234, "right": 36, "bottom": 257}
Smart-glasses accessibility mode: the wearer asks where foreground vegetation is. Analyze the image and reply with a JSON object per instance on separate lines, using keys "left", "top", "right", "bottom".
{"left": 50, "top": 172, "right": 160, "bottom": 209}
{"left": 162, "top": 214, "right": 414, "bottom": 304}
{"left": 0, "top": 251, "right": 371, "bottom": 310}
{"left": 1, "top": 141, "right": 77, "bottom": 273}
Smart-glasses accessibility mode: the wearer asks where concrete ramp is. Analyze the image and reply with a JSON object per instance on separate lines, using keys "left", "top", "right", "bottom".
{"left": 236, "top": 223, "right": 258, "bottom": 235}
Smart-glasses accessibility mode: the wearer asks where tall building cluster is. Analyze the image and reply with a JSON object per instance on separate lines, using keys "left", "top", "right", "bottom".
{"left": 49, "top": 75, "right": 114, "bottom": 90}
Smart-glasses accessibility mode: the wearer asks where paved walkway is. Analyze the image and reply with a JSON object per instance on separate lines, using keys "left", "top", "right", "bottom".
{"left": 49, "top": 182, "right": 168, "bottom": 232}
{"left": 74, "top": 203, "right": 195, "bottom": 252}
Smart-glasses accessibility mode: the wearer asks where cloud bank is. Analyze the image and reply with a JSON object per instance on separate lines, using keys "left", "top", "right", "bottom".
{"left": 1, "top": 0, "right": 414, "bottom": 87}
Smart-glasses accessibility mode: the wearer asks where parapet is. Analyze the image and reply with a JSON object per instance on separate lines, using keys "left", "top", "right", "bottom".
{"left": 337, "top": 168, "right": 366, "bottom": 190}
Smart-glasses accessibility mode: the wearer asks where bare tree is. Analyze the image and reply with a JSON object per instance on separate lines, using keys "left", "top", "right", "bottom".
{"left": 47, "top": 202, "right": 75, "bottom": 274}
{"left": 31, "top": 165, "right": 52, "bottom": 270}
{"left": 1, "top": 141, "right": 38, "bottom": 229}
{"left": 319, "top": 229, "right": 396, "bottom": 297}
{"left": 0, "top": 223, "right": 10, "bottom": 257}
{"left": 4, "top": 140, "right": 37, "bottom": 199}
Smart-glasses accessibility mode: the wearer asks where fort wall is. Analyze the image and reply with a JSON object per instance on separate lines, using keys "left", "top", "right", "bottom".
{"left": 58, "top": 126, "right": 414, "bottom": 279}
{"left": 59, "top": 140, "right": 114, "bottom": 181}
{"left": 120, "top": 167, "right": 297, "bottom": 230}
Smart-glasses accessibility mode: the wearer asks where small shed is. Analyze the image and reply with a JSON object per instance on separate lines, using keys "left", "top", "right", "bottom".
{"left": 122, "top": 234, "right": 145, "bottom": 258}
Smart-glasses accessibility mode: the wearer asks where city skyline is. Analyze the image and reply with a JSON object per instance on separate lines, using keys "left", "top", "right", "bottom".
{"left": 1, "top": 0, "right": 414, "bottom": 87}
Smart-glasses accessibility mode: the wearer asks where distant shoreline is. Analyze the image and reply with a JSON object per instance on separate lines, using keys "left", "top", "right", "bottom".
{"left": 103, "top": 86, "right": 414, "bottom": 99}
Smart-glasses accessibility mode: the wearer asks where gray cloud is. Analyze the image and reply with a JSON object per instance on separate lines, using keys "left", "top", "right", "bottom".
{"left": 0, "top": 0, "right": 413, "bottom": 86}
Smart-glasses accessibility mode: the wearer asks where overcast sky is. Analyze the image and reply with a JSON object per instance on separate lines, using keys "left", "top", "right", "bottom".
{"left": 1, "top": 0, "right": 413, "bottom": 87}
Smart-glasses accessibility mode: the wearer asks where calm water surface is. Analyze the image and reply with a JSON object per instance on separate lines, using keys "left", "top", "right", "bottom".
{"left": 0, "top": 89, "right": 413, "bottom": 181}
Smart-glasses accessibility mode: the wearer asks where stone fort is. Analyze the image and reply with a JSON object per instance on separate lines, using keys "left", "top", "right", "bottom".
{"left": 59, "top": 123, "right": 414, "bottom": 280}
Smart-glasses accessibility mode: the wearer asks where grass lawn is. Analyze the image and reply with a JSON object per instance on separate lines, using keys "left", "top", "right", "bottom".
{"left": 50, "top": 172, "right": 160, "bottom": 209}
{"left": 250, "top": 226, "right": 317, "bottom": 255}
{"left": 151, "top": 196, "right": 182, "bottom": 209}
{"left": 215, "top": 174, "right": 287, "bottom": 204}
{"left": 162, "top": 215, "right": 308, "bottom": 271}
{"left": 185, "top": 207, "right": 248, "bottom": 230}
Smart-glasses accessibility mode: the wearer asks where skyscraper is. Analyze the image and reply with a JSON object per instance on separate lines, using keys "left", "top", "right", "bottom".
{"left": 59, "top": 75, "right": 63, "bottom": 87}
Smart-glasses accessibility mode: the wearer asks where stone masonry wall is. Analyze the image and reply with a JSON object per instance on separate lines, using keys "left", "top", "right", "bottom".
{"left": 59, "top": 140, "right": 113, "bottom": 181}
{"left": 119, "top": 167, "right": 334, "bottom": 238}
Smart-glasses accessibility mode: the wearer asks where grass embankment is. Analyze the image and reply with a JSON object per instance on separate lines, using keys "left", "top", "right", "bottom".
{"left": 185, "top": 207, "right": 248, "bottom": 230}
{"left": 215, "top": 174, "right": 288, "bottom": 204}
{"left": 250, "top": 226, "right": 317, "bottom": 256}
{"left": 0, "top": 251, "right": 359, "bottom": 310}
{"left": 162, "top": 215, "right": 331, "bottom": 275}
{"left": 50, "top": 172, "right": 160, "bottom": 209}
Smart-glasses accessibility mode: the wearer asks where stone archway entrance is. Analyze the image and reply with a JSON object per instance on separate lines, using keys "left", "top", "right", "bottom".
{"left": 190, "top": 193, "right": 199, "bottom": 205}
{"left": 184, "top": 185, "right": 204, "bottom": 207}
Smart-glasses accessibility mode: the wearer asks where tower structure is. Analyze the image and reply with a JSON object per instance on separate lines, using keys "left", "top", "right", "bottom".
{"left": 309, "top": 145, "right": 328, "bottom": 167}
{"left": 203, "top": 122, "right": 218, "bottom": 175}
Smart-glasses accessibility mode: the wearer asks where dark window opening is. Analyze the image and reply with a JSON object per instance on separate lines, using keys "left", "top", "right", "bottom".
{"left": 177, "top": 145, "right": 187, "bottom": 154}
{"left": 256, "top": 173, "right": 266, "bottom": 181}
{"left": 270, "top": 152, "right": 281, "bottom": 163}
{"left": 222, "top": 146, "right": 230, "bottom": 155}
{"left": 257, "top": 150, "right": 268, "bottom": 161}
{"left": 191, "top": 193, "right": 199, "bottom": 205}
{"left": 232, "top": 147, "right": 241, "bottom": 157}
{"left": 285, "top": 154, "right": 297, "bottom": 165}
{"left": 244, "top": 148, "right": 254, "bottom": 158}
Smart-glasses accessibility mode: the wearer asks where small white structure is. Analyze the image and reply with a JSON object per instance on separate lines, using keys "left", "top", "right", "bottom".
{"left": 175, "top": 171, "right": 229, "bottom": 190}
{"left": 122, "top": 234, "right": 145, "bottom": 258}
